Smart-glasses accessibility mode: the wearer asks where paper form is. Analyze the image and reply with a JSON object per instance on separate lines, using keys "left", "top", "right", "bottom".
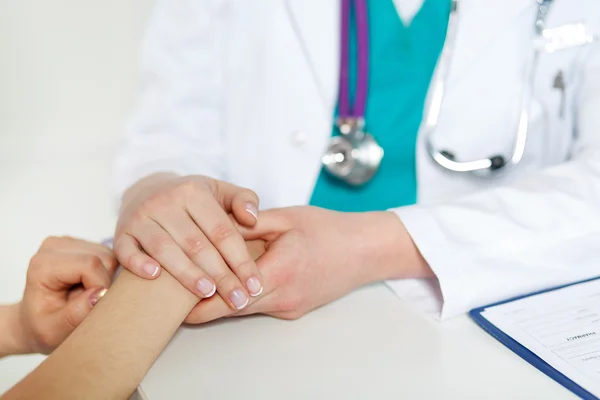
{"left": 480, "top": 278, "right": 600, "bottom": 397}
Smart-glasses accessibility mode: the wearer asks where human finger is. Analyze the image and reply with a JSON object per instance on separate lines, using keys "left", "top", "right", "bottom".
{"left": 214, "top": 180, "right": 260, "bottom": 227}
{"left": 134, "top": 217, "right": 249, "bottom": 309}
{"left": 40, "top": 236, "right": 119, "bottom": 275}
{"left": 187, "top": 193, "right": 263, "bottom": 302}
{"left": 34, "top": 252, "right": 112, "bottom": 292}
{"left": 113, "top": 234, "right": 161, "bottom": 279}
{"left": 185, "top": 239, "right": 268, "bottom": 323}
{"left": 233, "top": 209, "right": 291, "bottom": 241}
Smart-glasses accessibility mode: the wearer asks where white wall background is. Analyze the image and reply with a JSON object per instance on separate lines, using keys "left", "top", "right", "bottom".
{"left": 0, "top": 0, "right": 153, "bottom": 391}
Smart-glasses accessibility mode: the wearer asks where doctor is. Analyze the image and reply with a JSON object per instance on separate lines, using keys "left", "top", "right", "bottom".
{"left": 114, "top": 0, "right": 600, "bottom": 321}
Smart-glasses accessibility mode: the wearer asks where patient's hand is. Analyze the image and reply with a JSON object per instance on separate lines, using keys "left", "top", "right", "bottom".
{"left": 14, "top": 237, "right": 118, "bottom": 354}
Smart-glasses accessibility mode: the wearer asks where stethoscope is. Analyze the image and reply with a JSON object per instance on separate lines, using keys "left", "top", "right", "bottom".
{"left": 424, "top": 0, "right": 552, "bottom": 175}
{"left": 322, "top": 0, "right": 589, "bottom": 185}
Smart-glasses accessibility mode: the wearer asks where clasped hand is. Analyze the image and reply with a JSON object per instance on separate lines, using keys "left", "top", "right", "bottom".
{"left": 117, "top": 174, "right": 429, "bottom": 324}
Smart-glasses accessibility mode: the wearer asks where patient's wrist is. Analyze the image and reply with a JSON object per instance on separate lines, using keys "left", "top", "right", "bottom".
{"left": 1, "top": 268, "right": 203, "bottom": 400}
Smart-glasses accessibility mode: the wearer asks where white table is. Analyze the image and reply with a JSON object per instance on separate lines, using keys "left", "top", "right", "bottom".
{"left": 139, "top": 284, "right": 577, "bottom": 400}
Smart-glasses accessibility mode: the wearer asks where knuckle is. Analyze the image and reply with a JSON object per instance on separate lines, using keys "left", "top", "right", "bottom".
{"left": 83, "top": 254, "right": 104, "bottom": 270}
{"left": 143, "top": 192, "right": 172, "bottom": 213}
{"left": 129, "top": 209, "right": 146, "bottom": 224}
{"left": 25, "top": 265, "right": 38, "bottom": 284}
{"left": 105, "top": 255, "right": 119, "bottom": 272}
{"left": 178, "top": 179, "right": 197, "bottom": 193}
{"left": 26, "top": 263, "right": 43, "bottom": 287}
{"left": 209, "top": 222, "right": 235, "bottom": 245}
{"left": 41, "top": 236, "right": 61, "bottom": 248}
{"left": 28, "top": 253, "right": 53, "bottom": 280}
{"left": 184, "top": 236, "right": 209, "bottom": 258}
{"left": 83, "top": 256, "right": 107, "bottom": 279}
{"left": 113, "top": 235, "right": 126, "bottom": 251}
{"left": 178, "top": 179, "right": 207, "bottom": 199}
{"left": 28, "top": 253, "right": 44, "bottom": 270}
{"left": 146, "top": 233, "right": 171, "bottom": 255}
{"left": 131, "top": 201, "right": 150, "bottom": 219}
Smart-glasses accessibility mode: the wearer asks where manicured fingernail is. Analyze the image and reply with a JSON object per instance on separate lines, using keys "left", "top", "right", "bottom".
{"left": 230, "top": 289, "right": 249, "bottom": 310}
{"left": 89, "top": 288, "right": 108, "bottom": 306}
{"left": 142, "top": 262, "right": 160, "bottom": 278}
{"left": 197, "top": 278, "right": 216, "bottom": 297}
{"left": 246, "top": 277, "right": 263, "bottom": 297}
{"left": 245, "top": 203, "right": 258, "bottom": 221}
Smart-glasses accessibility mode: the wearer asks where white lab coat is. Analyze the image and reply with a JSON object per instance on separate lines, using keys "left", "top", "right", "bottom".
{"left": 115, "top": 0, "right": 600, "bottom": 320}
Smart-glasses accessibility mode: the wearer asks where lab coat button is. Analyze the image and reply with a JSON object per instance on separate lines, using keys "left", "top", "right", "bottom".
{"left": 290, "top": 130, "right": 307, "bottom": 146}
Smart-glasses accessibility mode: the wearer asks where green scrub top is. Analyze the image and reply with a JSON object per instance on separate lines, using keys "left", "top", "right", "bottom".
{"left": 309, "top": 0, "right": 450, "bottom": 212}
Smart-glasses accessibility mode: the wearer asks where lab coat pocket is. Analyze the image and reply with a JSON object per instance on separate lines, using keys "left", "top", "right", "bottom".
{"left": 520, "top": 97, "right": 550, "bottom": 171}
{"left": 533, "top": 56, "right": 583, "bottom": 166}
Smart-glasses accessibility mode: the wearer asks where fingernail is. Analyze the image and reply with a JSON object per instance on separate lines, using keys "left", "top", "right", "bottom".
{"left": 142, "top": 262, "right": 160, "bottom": 278}
{"left": 197, "top": 278, "right": 216, "bottom": 297}
{"left": 245, "top": 202, "right": 258, "bottom": 221}
{"left": 89, "top": 288, "right": 108, "bottom": 306}
{"left": 246, "top": 277, "right": 263, "bottom": 297}
{"left": 230, "top": 289, "right": 249, "bottom": 310}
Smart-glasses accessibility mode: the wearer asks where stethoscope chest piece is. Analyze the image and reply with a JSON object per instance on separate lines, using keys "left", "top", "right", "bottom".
{"left": 322, "top": 0, "right": 384, "bottom": 186}
{"left": 322, "top": 118, "right": 384, "bottom": 186}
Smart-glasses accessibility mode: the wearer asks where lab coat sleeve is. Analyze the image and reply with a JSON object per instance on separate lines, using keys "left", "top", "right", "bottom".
{"left": 386, "top": 44, "right": 600, "bottom": 320}
{"left": 113, "top": 0, "right": 227, "bottom": 201}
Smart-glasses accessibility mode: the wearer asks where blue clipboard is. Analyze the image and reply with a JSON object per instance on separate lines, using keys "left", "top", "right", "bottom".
{"left": 469, "top": 276, "right": 600, "bottom": 400}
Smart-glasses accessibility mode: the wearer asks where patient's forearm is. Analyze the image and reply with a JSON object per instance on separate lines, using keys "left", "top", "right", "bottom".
{"left": 0, "top": 304, "right": 27, "bottom": 358}
{"left": 3, "top": 270, "right": 197, "bottom": 400}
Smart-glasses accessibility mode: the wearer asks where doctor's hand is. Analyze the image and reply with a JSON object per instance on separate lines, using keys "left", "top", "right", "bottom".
{"left": 115, "top": 173, "right": 264, "bottom": 311}
{"left": 184, "top": 207, "right": 432, "bottom": 323}
{"left": 5, "top": 237, "right": 117, "bottom": 356}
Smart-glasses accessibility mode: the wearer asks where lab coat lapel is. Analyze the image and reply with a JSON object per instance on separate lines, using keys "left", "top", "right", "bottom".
{"left": 283, "top": 0, "right": 532, "bottom": 106}
{"left": 284, "top": 0, "right": 339, "bottom": 113}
